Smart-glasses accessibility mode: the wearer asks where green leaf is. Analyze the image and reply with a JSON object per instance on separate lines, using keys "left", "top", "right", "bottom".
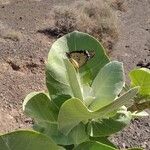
{"left": 58, "top": 88, "right": 139, "bottom": 135}
{"left": 34, "top": 122, "right": 88, "bottom": 146}
{"left": 129, "top": 68, "right": 150, "bottom": 96}
{"left": 82, "top": 84, "right": 94, "bottom": 106}
{"left": 52, "top": 94, "right": 72, "bottom": 109}
{"left": 127, "top": 148, "right": 144, "bottom": 150}
{"left": 58, "top": 146, "right": 66, "bottom": 150}
{"left": 23, "top": 92, "right": 58, "bottom": 122}
{"left": 46, "top": 31, "right": 109, "bottom": 99}
{"left": 90, "top": 61, "right": 125, "bottom": 110}
{"left": 33, "top": 121, "right": 73, "bottom": 145}
{"left": 58, "top": 98, "right": 92, "bottom": 135}
{"left": 90, "top": 137, "right": 117, "bottom": 148}
{"left": 46, "top": 63, "right": 72, "bottom": 99}
{"left": 64, "top": 58, "right": 83, "bottom": 100}
{"left": 69, "top": 123, "right": 89, "bottom": 145}
{"left": 74, "top": 141, "right": 116, "bottom": 150}
{"left": 87, "top": 117, "right": 130, "bottom": 137}
{"left": 0, "top": 130, "right": 58, "bottom": 150}
{"left": 93, "top": 87, "right": 139, "bottom": 117}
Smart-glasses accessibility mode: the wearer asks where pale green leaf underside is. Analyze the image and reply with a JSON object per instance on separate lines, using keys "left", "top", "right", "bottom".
{"left": 58, "top": 87, "right": 139, "bottom": 135}
{"left": 90, "top": 61, "right": 125, "bottom": 111}
{"left": 129, "top": 68, "right": 150, "bottom": 96}
{"left": 0, "top": 130, "right": 58, "bottom": 150}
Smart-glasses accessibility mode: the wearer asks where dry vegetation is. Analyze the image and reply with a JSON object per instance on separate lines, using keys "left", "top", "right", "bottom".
{"left": 0, "top": 29, "right": 22, "bottom": 42}
{"left": 0, "top": 0, "right": 10, "bottom": 5}
{"left": 109, "top": 0, "right": 127, "bottom": 12}
{"left": 38, "top": 0, "right": 126, "bottom": 53}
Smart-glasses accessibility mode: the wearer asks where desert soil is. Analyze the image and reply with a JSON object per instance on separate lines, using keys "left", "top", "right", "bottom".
{"left": 0, "top": 0, "right": 150, "bottom": 149}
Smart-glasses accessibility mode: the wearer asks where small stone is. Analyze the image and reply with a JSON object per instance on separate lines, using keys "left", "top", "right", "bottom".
{"left": 137, "top": 60, "right": 144, "bottom": 67}
{"left": 19, "top": 16, "right": 23, "bottom": 20}
{"left": 24, "top": 118, "right": 33, "bottom": 124}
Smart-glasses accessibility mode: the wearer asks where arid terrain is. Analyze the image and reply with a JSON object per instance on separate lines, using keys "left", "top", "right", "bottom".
{"left": 0, "top": 0, "right": 150, "bottom": 149}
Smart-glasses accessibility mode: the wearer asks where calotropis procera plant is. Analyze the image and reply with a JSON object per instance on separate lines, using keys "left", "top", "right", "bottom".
{"left": 0, "top": 31, "right": 150, "bottom": 150}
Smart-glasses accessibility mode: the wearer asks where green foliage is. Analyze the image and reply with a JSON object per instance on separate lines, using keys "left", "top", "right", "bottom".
{"left": 74, "top": 141, "right": 116, "bottom": 150}
{"left": 64, "top": 58, "right": 83, "bottom": 100}
{"left": 89, "top": 61, "right": 125, "bottom": 110}
{"left": 128, "top": 68, "right": 150, "bottom": 112}
{"left": 129, "top": 68, "right": 150, "bottom": 96}
{"left": 46, "top": 31, "right": 109, "bottom": 100}
{"left": 58, "top": 88, "right": 138, "bottom": 135}
{"left": 89, "top": 137, "right": 117, "bottom": 148}
{"left": 127, "top": 149, "right": 144, "bottom": 150}
{"left": 87, "top": 118, "right": 130, "bottom": 137}
{"left": 0, "top": 130, "right": 58, "bottom": 150}
{"left": 23, "top": 92, "right": 58, "bottom": 122}
{"left": 33, "top": 122, "right": 88, "bottom": 146}
{"left": 0, "top": 31, "right": 148, "bottom": 150}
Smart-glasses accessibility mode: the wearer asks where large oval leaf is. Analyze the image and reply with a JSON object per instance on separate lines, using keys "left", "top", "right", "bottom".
{"left": 46, "top": 31, "right": 109, "bottom": 99}
{"left": 129, "top": 68, "right": 150, "bottom": 96}
{"left": 89, "top": 61, "right": 125, "bottom": 110}
{"left": 0, "top": 130, "right": 58, "bottom": 150}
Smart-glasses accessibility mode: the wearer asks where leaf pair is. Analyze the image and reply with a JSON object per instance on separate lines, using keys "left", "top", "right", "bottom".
{"left": 58, "top": 87, "right": 139, "bottom": 135}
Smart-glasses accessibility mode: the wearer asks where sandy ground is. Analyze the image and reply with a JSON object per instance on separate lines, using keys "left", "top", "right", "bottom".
{"left": 111, "top": 1, "right": 150, "bottom": 149}
{"left": 0, "top": 0, "right": 150, "bottom": 149}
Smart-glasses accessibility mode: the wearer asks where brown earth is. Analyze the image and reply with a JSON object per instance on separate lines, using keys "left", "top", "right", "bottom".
{"left": 0, "top": 0, "right": 150, "bottom": 149}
